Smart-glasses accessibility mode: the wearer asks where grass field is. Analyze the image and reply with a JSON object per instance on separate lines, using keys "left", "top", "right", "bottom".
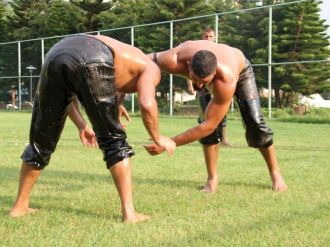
{"left": 0, "top": 111, "right": 329, "bottom": 246}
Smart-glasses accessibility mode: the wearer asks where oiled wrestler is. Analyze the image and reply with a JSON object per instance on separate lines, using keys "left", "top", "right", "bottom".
{"left": 9, "top": 35, "right": 176, "bottom": 223}
{"left": 146, "top": 40, "right": 287, "bottom": 193}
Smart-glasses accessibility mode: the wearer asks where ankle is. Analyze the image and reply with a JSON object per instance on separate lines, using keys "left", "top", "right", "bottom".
{"left": 207, "top": 175, "right": 218, "bottom": 181}
{"left": 122, "top": 204, "right": 135, "bottom": 218}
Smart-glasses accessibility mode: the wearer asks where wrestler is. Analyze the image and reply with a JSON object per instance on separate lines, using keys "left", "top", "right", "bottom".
{"left": 9, "top": 34, "right": 176, "bottom": 223}
{"left": 186, "top": 27, "right": 231, "bottom": 193}
{"left": 146, "top": 40, "right": 287, "bottom": 192}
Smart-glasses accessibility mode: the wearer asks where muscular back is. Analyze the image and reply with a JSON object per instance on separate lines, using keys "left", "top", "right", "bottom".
{"left": 157, "top": 40, "right": 245, "bottom": 84}
{"left": 95, "top": 35, "right": 160, "bottom": 93}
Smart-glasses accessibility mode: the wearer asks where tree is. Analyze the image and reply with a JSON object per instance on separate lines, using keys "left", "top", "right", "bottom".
{"left": 214, "top": 0, "right": 271, "bottom": 100}
{"left": 0, "top": 0, "right": 13, "bottom": 101}
{"left": 70, "top": 0, "right": 117, "bottom": 31}
{"left": 98, "top": 0, "right": 149, "bottom": 44}
{"left": 272, "top": 0, "right": 330, "bottom": 107}
{"left": 6, "top": 0, "right": 87, "bottom": 80}
{"left": 0, "top": 0, "right": 9, "bottom": 42}
{"left": 0, "top": 0, "right": 17, "bottom": 79}
{"left": 140, "top": 0, "right": 215, "bottom": 97}
{"left": 214, "top": 0, "right": 330, "bottom": 107}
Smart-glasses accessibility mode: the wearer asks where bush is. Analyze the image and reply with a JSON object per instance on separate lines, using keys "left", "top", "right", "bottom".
{"left": 273, "top": 107, "right": 330, "bottom": 124}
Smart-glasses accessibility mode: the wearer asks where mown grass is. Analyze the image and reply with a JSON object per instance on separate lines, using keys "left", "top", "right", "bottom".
{"left": 0, "top": 111, "right": 329, "bottom": 246}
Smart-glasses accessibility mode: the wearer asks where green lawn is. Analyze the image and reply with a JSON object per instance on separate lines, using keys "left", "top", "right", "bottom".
{"left": 0, "top": 112, "right": 329, "bottom": 246}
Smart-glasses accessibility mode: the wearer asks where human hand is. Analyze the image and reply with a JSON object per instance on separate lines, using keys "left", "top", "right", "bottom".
{"left": 79, "top": 125, "right": 98, "bottom": 148}
{"left": 187, "top": 80, "right": 196, "bottom": 95}
{"left": 144, "top": 135, "right": 176, "bottom": 156}
{"left": 119, "top": 104, "right": 131, "bottom": 130}
{"left": 271, "top": 171, "right": 288, "bottom": 192}
{"left": 144, "top": 143, "right": 165, "bottom": 156}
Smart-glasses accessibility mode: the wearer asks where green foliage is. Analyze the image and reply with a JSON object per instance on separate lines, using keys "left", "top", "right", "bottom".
{"left": 0, "top": 0, "right": 11, "bottom": 79}
{"left": 70, "top": 0, "right": 116, "bottom": 31}
{"left": 272, "top": 0, "right": 330, "bottom": 107}
{"left": 0, "top": 0, "right": 329, "bottom": 108}
{"left": 216, "top": 0, "right": 330, "bottom": 108}
{"left": 8, "top": 0, "right": 86, "bottom": 40}
{"left": 276, "top": 116, "right": 330, "bottom": 124}
{"left": 0, "top": 0, "right": 9, "bottom": 42}
{"left": 263, "top": 107, "right": 330, "bottom": 124}
{"left": 140, "top": 0, "right": 214, "bottom": 94}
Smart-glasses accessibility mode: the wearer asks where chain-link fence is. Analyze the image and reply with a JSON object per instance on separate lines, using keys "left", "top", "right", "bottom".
{"left": 0, "top": 0, "right": 329, "bottom": 117}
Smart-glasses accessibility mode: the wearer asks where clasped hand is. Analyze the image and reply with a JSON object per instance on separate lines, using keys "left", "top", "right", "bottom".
{"left": 144, "top": 135, "right": 176, "bottom": 156}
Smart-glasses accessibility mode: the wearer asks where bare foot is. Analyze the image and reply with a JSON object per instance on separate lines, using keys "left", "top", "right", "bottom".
{"left": 200, "top": 178, "right": 218, "bottom": 193}
{"left": 271, "top": 172, "right": 288, "bottom": 192}
{"left": 123, "top": 213, "right": 150, "bottom": 224}
{"left": 9, "top": 207, "right": 39, "bottom": 218}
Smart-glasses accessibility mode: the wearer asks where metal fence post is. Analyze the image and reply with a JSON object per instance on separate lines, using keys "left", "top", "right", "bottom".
{"left": 268, "top": 6, "right": 273, "bottom": 118}
{"left": 169, "top": 21, "right": 173, "bottom": 116}
{"left": 18, "top": 41, "right": 21, "bottom": 110}
{"left": 215, "top": 15, "right": 219, "bottom": 43}
{"left": 131, "top": 27, "right": 135, "bottom": 114}
{"left": 41, "top": 38, "right": 45, "bottom": 65}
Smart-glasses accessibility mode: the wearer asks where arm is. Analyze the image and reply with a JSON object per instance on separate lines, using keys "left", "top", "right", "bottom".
{"left": 144, "top": 80, "right": 234, "bottom": 154}
{"left": 137, "top": 62, "right": 176, "bottom": 155}
{"left": 173, "top": 97, "right": 230, "bottom": 146}
{"left": 116, "top": 92, "right": 131, "bottom": 130}
{"left": 118, "top": 104, "right": 131, "bottom": 130}
{"left": 136, "top": 64, "right": 160, "bottom": 142}
{"left": 175, "top": 79, "right": 234, "bottom": 146}
{"left": 148, "top": 48, "right": 187, "bottom": 77}
{"left": 186, "top": 79, "right": 196, "bottom": 95}
{"left": 68, "top": 96, "right": 86, "bottom": 131}
{"left": 68, "top": 97, "right": 98, "bottom": 148}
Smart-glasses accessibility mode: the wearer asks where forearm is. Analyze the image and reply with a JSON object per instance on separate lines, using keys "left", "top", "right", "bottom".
{"left": 175, "top": 95, "right": 231, "bottom": 146}
{"left": 139, "top": 99, "right": 160, "bottom": 143}
{"left": 172, "top": 123, "right": 213, "bottom": 147}
{"left": 68, "top": 97, "right": 87, "bottom": 131}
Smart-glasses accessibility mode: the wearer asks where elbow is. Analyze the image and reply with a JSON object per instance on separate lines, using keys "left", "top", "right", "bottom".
{"left": 205, "top": 127, "right": 215, "bottom": 136}
{"left": 138, "top": 97, "right": 155, "bottom": 112}
{"left": 200, "top": 123, "right": 216, "bottom": 136}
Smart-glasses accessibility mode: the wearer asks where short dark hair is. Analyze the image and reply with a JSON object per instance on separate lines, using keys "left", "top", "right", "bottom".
{"left": 191, "top": 50, "right": 217, "bottom": 78}
{"left": 203, "top": 26, "right": 214, "bottom": 33}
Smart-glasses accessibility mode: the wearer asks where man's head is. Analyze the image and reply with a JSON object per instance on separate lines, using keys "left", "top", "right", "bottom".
{"left": 189, "top": 50, "right": 217, "bottom": 88}
{"left": 202, "top": 27, "right": 215, "bottom": 42}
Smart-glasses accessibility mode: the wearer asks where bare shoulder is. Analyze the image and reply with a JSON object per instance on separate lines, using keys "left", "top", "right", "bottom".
{"left": 94, "top": 35, "right": 118, "bottom": 47}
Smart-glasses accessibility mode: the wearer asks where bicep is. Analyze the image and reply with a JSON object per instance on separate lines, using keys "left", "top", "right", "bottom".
{"left": 157, "top": 49, "right": 184, "bottom": 74}
{"left": 137, "top": 65, "right": 160, "bottom": 103}
{"left": 203, "top": 100, "right": 230, "bottom": 129}
{"left": 203, "top": 86, "right": 234, "bottom": 128}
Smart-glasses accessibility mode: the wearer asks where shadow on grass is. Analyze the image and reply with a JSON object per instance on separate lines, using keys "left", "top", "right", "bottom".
{"left": 0, "top": 194, "right": 121, "bottom": 222}
{"left": 134, "top": 176, "right": 270, "bottom": 191}
{"left": 1, "top": 165, "right": 110, "bottom": 183}
{"left": 2, "top": 165, "right": 269, "bottom": 194}
{"left": 220, "top": 180, "right": 270, "bottom": 190}
{"left": 135, "top": 177, "right": 200, "bottom": 189}
{"left": 43, "top": 203, "right": 121, "bottom": 222}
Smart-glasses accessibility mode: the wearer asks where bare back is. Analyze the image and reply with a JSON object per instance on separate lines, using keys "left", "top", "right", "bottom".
{"left": 154, "top": 40, "right": 247, "bottom": 142}
{"left": 158, "top": 40, "right": 245, "bottom": 84}
{"left": 95, "top": 35, "right": 160, "bottom": 93}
